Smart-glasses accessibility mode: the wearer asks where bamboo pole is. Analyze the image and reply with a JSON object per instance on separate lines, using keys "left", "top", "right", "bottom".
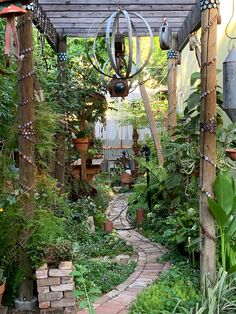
{"left": 199, "top": 3, "right": 218, "bottom": 286}
{"left": 55, "top": 36, "right": 67, "bottom": 191}
{"left": 139, "top": 83, "right": 164, "bottom": 166}
{"left": 167, "top": 55, "right": 177, "bottom": 129}
{"left": 18, "top": 11, "right": 35, "bottom": 301}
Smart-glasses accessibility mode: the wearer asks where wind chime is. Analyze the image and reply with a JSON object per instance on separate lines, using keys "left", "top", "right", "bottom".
{"left": 86, "top": 10, "right": 153, "bottom": 97}
{"left": 0, "top": 0, "right": 29, "bottom": 67}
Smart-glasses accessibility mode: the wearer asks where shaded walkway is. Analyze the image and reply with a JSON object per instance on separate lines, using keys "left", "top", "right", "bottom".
{"left": 77, "top": 194, "right": 170, "bottom": 314}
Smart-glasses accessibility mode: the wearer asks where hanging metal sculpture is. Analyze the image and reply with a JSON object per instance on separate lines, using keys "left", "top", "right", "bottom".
{"left": 0, "top": 0, "right": 29, "bottom": 67}
{"left": 86, "top": 10, "right": 153, "bottom": 97}
{"left": 159, "top": 18, "right": 172, "bottom": 50}
{"left": 223, "top": 48, "right": 236, "bottom": 122}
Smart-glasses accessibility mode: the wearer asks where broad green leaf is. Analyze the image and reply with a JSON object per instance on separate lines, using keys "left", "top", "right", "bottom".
{"left": 208, "top": 198, "right": 228, "bottom": 229}
{"left": 165, "top": 173, "right": 182, "bottom": 190}
{"left": 88, "top": 287, "right": 101, "bottom": 294}
{"left": 213, "top": 172, "right": 235, "bottom": 215}
{"left": 190, "top": 72, "right": 200, "bottom": 86}
{"left": 226, "top": 218, "right": 236, "bottom": 241}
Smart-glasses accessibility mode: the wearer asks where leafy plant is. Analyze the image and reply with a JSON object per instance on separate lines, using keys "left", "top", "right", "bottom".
{"left": 171, "top": 268, "right": 236, "bottom": 314}
{"left": 71, "top": 264, "right": 101, "bottom": 314}
{"left": 208, "top": 171, "right": 236, "bottom": 272}
{"left": 130, "top": 261, "right": 200, "bottom": 314}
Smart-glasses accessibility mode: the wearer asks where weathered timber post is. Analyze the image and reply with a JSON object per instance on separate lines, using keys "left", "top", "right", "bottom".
{"left": 17, "top": 11, "right": 35, "bottom": 302}
{"left": 167, "top": 48, "right": 178, "bottom": 129}
{"left": 139, "top": 82, "right": 164, "bottom": 166}
{"left": 54, "top": 36, "right": 67, "bottom": 191}
{"left": 199, "top": 0, "right": 218, "bottom": 286}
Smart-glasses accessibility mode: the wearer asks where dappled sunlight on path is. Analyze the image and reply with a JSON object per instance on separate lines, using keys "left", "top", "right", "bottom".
{"left": 77, "top": 194, "right": 170, "bottom": 314}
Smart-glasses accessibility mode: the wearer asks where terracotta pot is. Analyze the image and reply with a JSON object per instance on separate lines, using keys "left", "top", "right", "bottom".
{"left": 104, "top": 220, "right": 113, "bottom": 233}
{"left": 136, "top": 208, "right": 144, "bottom": 226}
{"left": 0, "top": 282, "right": 5, "bottom": 305}
{"left": 73, "top": 137, "right": 89, "bottom": 152}
{"left": 225, "top": 148, "right": 236, "bottom": 161}
{"left": 120, "top": 172, "right": 132, "bottom": 184}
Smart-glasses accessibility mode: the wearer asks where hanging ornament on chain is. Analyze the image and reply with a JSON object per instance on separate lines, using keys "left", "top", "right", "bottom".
{"left": 0, "top": 0, "right": 30, "bottom": 68}
{"left": 159, "top": 17, "right": 172, "bottom": 50}
{"left": 86, "top": 10, "right": 153, "bottom": 97}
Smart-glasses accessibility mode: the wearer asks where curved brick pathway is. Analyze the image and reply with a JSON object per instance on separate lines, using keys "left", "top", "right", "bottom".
{"left": 77, "top": 194, "right": 170, "bottom": 314}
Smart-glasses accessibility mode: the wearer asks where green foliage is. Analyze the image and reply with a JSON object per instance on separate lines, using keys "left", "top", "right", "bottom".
{"left": 130, "top": 262, "right": 200, "bottom": 314}
{"left": 208, "top": 171, "right": 236, "bottom": 272}
{"left": 77, "top": 259, "right": 136, "bottom": 294}
{"left": 171, "top": 268, "right": 236, "bottom": 314}
{"left": 72, "top": 231, "right": 133, "bottom": 259}
{"left": 71, "top": 264, "right": 101, "bottom": 314}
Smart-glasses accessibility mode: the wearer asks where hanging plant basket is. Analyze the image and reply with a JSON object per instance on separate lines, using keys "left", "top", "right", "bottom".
{"left": 73, "top": 137, "right": 89, "bottom": 152}
{"left": 0, "top": 282, "right": 5, "bottom": 305}
{"left": 225, "top": 148, "right": 236, "bottom": 161}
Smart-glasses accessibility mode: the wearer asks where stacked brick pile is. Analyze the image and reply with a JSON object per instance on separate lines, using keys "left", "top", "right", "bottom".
{"left": 36, "top": 261, "right": 76, "bottom": 313}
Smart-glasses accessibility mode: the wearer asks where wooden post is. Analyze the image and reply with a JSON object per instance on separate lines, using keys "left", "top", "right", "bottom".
{"left": 167, "top": 48, "right": 178, "bottom": 129}
{"left": 139, "top": 83, "right": 164, "bottom": 166}
{"left": 54, "top": 36, "right": 67, "bottom": 191}
{"left": 18, "top": 11, "right": 35, "bottom": 301}
{"left": 199, "top": 1, "right": 218, "bottom": 286}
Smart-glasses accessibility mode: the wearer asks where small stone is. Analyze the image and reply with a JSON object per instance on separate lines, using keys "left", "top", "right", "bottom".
{"left": 49, "top": 269, "right": 72, "bottom": 277}
{"left": 87, "top": 216, "right": 95, "bottom": 233}
{"left": 39, "top": 301, "right": 50, "bottom": 309}
{"left": 37, "top": 277, "right": 60, "bottom": 287}
{"left": 61, "top": 276, "right": 73, "bottom": 284}
{"left": 51, "top": 298, "right": 76, "bottom": 308}
{"left": 38, "top": 291, "right": 63, "bottom": 302}
{"left": 37, "top": 286, "right": 50, "bottom": 294}
{"left": 59, "top": 261, "right": 73, "bottom": 270}
{"left": 51, "top": 283, "right": 74, "bottom": 292}
{"left": 115, "top": 254, "right": 130, "bottom": 264}
{"left": 36, "top": 270, "right": 48, "bottom": 279}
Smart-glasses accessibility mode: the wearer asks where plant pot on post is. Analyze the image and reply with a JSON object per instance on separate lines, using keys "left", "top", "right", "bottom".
{"left": 73, "top": 136, "right": 89, "bottom": 181}
{"left": 73, "top": 137, "right": 89, "bottom": 153}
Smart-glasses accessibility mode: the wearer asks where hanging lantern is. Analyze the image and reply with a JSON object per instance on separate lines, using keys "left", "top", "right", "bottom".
{"left": 86, "top": 10, "right": 153, "bottom": 97}
{"left": 223, "top": 48, "right": 236, "bottom": 122}
{"left": 0, "top": 0, "right": 27, "bottom": 67}
{"left": 159, "top": 18, "right": 172, "bottom": 50}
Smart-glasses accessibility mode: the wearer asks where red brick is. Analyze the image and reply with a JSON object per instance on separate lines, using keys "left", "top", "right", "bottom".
{"left": 49, "top": 269, "right": 72, "bottom": 277}
{"left": 38, "top": 291, "right": 63, "bottom": 302}
{"left": 39, "top": 301, "right": 50, "bottom": 309}
{"left": 59, "top": 261, "right": 73, "bottom": 269}
{"left": 37, "top": 277, "right": 60, "bottom": 287}
{"left": 37, "top": 286, "right": 50, "bottom": 294}
{"left": 51, "top": 298, "right": 76, "bottom": 308}
{"left": 51, "top": 283, "right": 74, "bottom": 292}
{"left": 36, "top": 270, "right": 48, "bottom": 279}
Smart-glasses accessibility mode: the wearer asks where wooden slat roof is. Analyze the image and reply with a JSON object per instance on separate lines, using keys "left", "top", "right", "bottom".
{"left": 38, "top": 0, "right": 200, "bottom": 50}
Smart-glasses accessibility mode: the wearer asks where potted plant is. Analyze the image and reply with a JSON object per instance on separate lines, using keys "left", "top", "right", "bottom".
{"left": 0, "top": 267, "right": 6, "bottom": 305}
{"left": 72, "top": 130, "right": 90, "bottom": 152}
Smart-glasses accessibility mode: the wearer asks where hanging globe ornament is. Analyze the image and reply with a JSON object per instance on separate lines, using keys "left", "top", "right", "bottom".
{"left": 86, "top": 10, "right": 153, "bottom": 96}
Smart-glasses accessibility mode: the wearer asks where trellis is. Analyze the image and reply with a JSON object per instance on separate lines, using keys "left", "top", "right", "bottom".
{"left": 13, "top": 0, "right": 220, "bottom": 302}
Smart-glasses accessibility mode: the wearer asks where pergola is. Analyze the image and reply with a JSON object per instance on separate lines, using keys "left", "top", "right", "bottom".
{"left": 35, "top": 0, "right": 200, "bottom": 51}
{"left": 14, "top": 0, "right": 218, "bottom": 302}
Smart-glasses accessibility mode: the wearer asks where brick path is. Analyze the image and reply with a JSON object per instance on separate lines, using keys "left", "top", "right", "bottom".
{"left": 76, "top": 194, "right": 170, "bottom": 314}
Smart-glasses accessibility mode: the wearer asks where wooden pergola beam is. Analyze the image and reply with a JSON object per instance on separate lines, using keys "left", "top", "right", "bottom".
{"left": 177, "top": 0, "right": 201, "bottom": 51}
{"left": 33, "top": 0, "right": 59, "bottom": 51}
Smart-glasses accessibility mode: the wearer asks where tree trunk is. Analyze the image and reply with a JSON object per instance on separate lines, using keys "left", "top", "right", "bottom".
{"left": 139, "top": 83, "right": 164, "bottom": 166}
{"left": 18, "top": 11, "right": 35, "bottom": 301}
{"left": 199, "top": 5, "right": 218, "bottom": 287}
